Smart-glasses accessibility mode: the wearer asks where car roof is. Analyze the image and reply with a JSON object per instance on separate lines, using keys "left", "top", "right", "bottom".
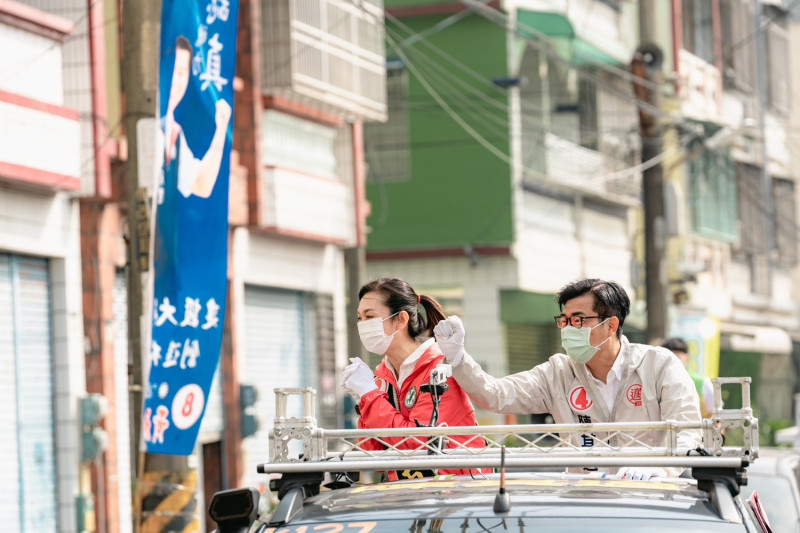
{"left": 253, "top": 474, "right": 756, "bottom": 532}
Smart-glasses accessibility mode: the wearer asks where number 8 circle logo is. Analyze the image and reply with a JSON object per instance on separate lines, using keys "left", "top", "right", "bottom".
{"left": 171, "top": 383, "right": 206, "bottom": 429}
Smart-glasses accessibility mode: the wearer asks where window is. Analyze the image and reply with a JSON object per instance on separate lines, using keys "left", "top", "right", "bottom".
{"left": 773, "top": 178, "right": 798, "bottom": 266}
{"left": 261, "top": 0, "right": 387, "bottom": 121}
{"left": 720, "top": 0, "right": 756, "bottom": 91}
{"left": 736, "top": 163, "right": 766, "bottom": 254}
{"left": 733, "top": 166, "right": 797, "bottom": 266}
{"left": 687, "top": 139, "right": 738, "bottom": 242}
{"left": 766, "top": 19, "right": 790, "bottom": 114}
{"left": 364, "top": 61, "right": 411, "bottom": 183}
{"left": 578, "top": 78, "right": 598, "bottom": 151}
{"left": 682, "top": 0, "right": 715, "bottom": 64}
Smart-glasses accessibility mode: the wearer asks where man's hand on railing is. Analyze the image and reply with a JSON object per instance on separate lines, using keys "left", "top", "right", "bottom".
{"left": 617, "top": 467, "right": 667, "bottom": 481}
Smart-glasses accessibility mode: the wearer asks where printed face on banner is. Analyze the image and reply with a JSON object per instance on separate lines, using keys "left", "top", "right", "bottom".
{"left": 169, "top": 47, "right": 192, "bottom": 111}
{"left": 144, "top": 0, "right": 239, "bottom": 456}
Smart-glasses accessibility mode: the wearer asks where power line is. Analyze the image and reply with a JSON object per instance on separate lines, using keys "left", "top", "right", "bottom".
{"left": 383, "top": 20, "right": 651, "bottom": 177}
{"left": 385, "top": 8, "right": 669, "bottom": 120}
{"left": 384, "top": 30, "right": 515, "bottom": 171}
{"left": 720, "top": 0, "right": 799, "bottom": 62}
{"left": 384, "top": 25, "right": 702, "bottom": 193}
{"left": 455, "top": 0, "right": 662, "bottom": 91}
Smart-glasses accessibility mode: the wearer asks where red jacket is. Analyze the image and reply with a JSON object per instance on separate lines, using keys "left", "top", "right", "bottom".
{"left": 357, "top": 341, "right": 487, "bottom": 478}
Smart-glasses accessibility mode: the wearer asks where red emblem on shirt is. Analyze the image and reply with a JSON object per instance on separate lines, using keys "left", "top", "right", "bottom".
{"left": 569, "top": 386, "right": 594, "bottom": 411}
{"left": 626, "top": 384, "right": 643, "bottom": 407}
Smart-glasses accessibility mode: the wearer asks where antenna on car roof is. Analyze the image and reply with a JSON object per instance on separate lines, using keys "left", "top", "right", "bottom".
{"left": 493, "top": 446, "right": 511, "bottom": 514}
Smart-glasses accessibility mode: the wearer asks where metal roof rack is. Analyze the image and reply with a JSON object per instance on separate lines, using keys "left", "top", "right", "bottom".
{"left": 259, "top": 377, "right": 758, "bottom": 475}
{"left": 254, "top": 378, "right": 759, "bottom": 527}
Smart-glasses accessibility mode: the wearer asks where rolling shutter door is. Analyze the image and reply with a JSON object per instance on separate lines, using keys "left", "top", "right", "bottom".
{"left": 505, "top": 323, "right": 562, "bottom": 424}
{"left": 506, "top": 323, "right": 562, "bottom": 375}
{"left": 241, "top": 286, "right": 315, "bottom": 491}
{"left": 0, "top": 254, "right": 57, "bottom": 532}
{"left": 0, "top": 254, "right": 22, "bottom": 531}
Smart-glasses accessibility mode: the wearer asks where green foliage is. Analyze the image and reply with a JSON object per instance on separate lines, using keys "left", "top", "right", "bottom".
{"left": 760, "top": 418, "right": 792, "bottom": 447}
{"left": 720, "top": 407, "right": 791, "bottom": 447}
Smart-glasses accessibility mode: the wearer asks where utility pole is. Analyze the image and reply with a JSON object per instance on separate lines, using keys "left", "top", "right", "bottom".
{"left": 122, "top": 1, "right": 200, "bottom": 531}
{"left": 122, "top": 0, "right": 159, "bottom": 483}
{"left": 633, "top": 5, "right": 668, "bottom": 344}
{"left": 754, "top": 0, "right": 775, "bottom": 294}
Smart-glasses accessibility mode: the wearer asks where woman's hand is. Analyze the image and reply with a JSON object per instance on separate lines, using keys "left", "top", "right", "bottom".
{"left": 341, "top": 357, "right": 377, "bottom": 399}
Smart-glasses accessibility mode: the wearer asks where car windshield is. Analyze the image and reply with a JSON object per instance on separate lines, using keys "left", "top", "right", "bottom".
{"left": 742, "top": 474, "right": 800, "bottom": 533}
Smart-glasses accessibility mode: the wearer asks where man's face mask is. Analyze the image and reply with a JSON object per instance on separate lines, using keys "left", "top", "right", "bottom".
{"left": 560, "top": 318, "right": 611, "bottom": 363}
{"left": 357, "top": 312, "right": 400, "bottom": 355}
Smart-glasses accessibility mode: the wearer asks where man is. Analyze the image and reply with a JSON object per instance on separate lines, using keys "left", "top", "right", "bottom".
{"left": 154, "top": 35, "right": 232, "bottom": 292}
{"left": 433, "top": 278, "right": 702, "bottom": 480}
{"left": 662, "top": 337, "right": 715, "bottom": 418}
{"left": 157, "top": 35, "right": 231, "bottom": 202}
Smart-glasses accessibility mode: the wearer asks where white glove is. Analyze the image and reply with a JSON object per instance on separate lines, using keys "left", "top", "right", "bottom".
{"left": 433, "top": 316, "right": 466, "bottom": 366}
{"left": 341, "top": 357, "right": 377, "bottom": 399}
{"left": 617, "top": 467, "right": 667, "bottom": 481}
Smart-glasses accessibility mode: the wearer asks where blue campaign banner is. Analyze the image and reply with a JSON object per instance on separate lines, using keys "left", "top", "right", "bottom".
{"left": 144, "top": 0, "right": 239, "bottom": 455}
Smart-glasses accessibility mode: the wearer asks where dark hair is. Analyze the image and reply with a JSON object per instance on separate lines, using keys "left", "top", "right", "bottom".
{"left": 175, "top": 36, "right": 193, "bottom": 67}
{"left": 557, "top": 278, "right": 630, "bottom": 338}
{"left": 176, "top": 35, "right": 193, "bottom": 54}
{"left": 662, "top": 337, "right": 688, "bottom": 353}
{"left": 358, "top": 277, "right": 446, "bottom": 338}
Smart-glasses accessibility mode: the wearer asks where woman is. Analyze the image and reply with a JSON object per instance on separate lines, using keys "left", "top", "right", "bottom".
{"left": 341, "top": 276, "right": 486, "bottom": 479}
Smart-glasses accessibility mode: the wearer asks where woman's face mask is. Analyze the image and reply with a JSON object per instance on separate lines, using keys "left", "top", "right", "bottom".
{"left": 357, "top": 312, "right": 400, "bottom": 355}
{"left": 560, "top": 318, "right": 611, "bottom": 363}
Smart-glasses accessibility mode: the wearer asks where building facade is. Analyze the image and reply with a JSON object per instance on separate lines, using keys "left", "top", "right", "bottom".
{"left": 659, "top": 0, "right": 798, "bottom": 422}
{"left": 5, "top": 0, "right": 385, "bottom": 531}
{"left": 0, "top": 2, "right": 85, "bottom": 532}
{"left": 365, "top": 0, "right": 641, "bottom": 423}
{"left": 365, "top": 0, "right": 800, "bottom": 427}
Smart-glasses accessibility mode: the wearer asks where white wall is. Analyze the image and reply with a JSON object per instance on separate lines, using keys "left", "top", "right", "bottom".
{"left": 0, "top": 188, "right": 78, "bottom": 256}
{"left": 260, "top": 111, "right": 357, "bottom": 246}
{"left": 516, "top": 191, "right": 634, "bottom": 294}
{"left": 0, "top": 101, "right": 80, "bottom": 178}
{"left": 15, "top": 0, "right": 97, "bottom": 196}
{"left": 0, "top": 22, "right": 64, "bottom": 103}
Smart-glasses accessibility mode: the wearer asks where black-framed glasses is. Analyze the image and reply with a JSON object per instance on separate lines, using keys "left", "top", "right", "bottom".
{"left": 553, "top": 315, "right": 607, "bottom": 329}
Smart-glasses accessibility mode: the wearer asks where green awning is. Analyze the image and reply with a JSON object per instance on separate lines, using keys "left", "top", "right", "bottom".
{"left": 572, "top": 38, "right": 622, "bottom": 67}
{"left": 517, "top": 10, "right": 575, "bottom": 39}
{"left": 516, "top": 10, "right": 625, "bottom": 66}
{"left": 500, "top": 289, "right": 558, "bottom": 325}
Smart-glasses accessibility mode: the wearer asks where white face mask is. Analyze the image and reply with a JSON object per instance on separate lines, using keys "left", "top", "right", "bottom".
{"left": 560, "top": 318, "right": 611, "bottom": 363}
{"left": 357, "top": 312, "right": 400, "bottom": 355}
